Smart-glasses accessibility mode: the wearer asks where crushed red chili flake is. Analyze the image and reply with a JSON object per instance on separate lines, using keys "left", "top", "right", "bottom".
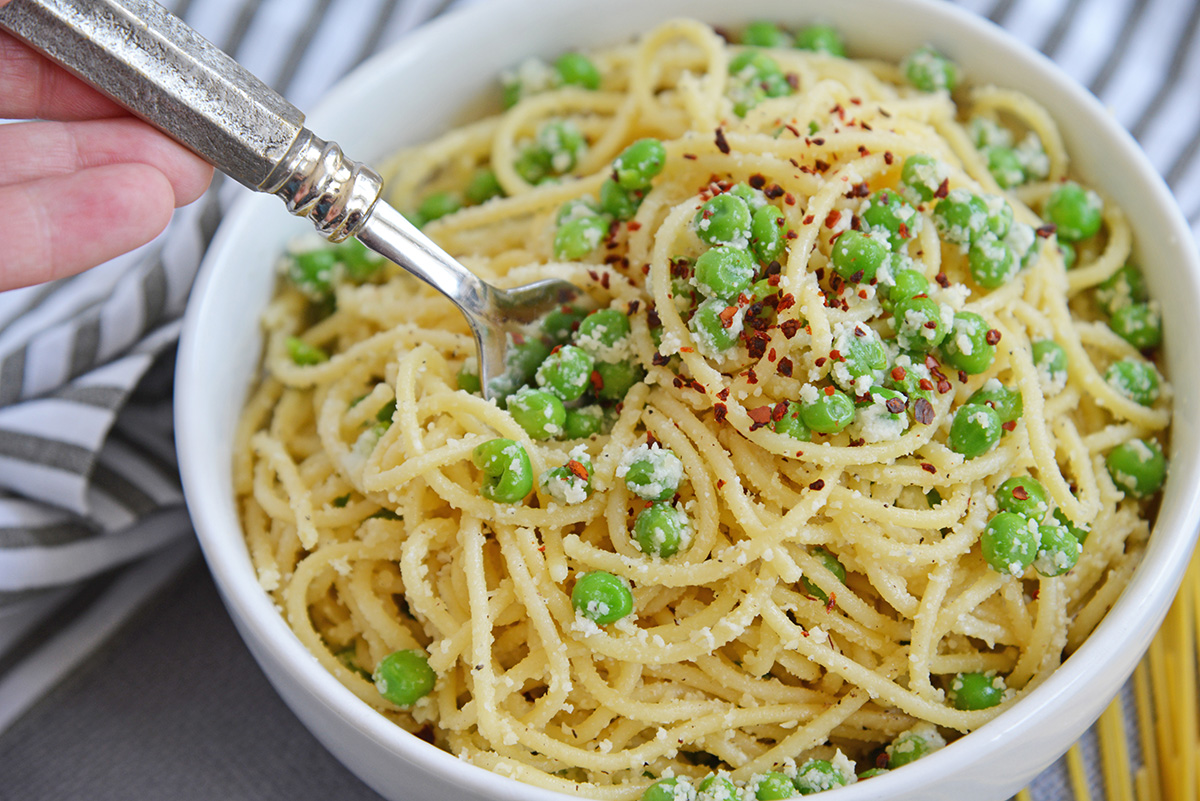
{"left": 647, "top": 308, "right": 662, "bottom": 327}
{"left": 767, "top": 347, "right": 777, "bottom": 362}
{"left": 935, "top": 272, "right": 950, "bottom": 288}
{"left": 746, "top": 368, "right": 759, "bottom": 385}
{"left": 924, "top": 320, "right": 938, "bottom": 330}
{"left": 776, "top": 293, "right": 796, "bottom": 311}
{"left": 673, "top": 376, "right": 685, "bottom": 389}
{"left": 914, "top": 398, "right": 935, "bottom": 424}
{"left": 859, "top": 289, "right": 869, "bottom": 299}
{"left": 1002, "top": 420, "right": 1017, "bottom": 432}
{"left": 651, "top": 352, "right": 671, "bottom": 366}
{"left": 748, "top": 406, "right": 772, "bottom": 429}
{"left": 566, "top": 460, "right": 589, "bottom": 480}
{"left": 958, "top": 370, "right": 969, "bottom": 383}
{"left": 716, "top": 387, "right": 730, "bottom": 401}
{"left": 845, "top": 181, "right": 870, "bottom": 198}
{"left": 683, "top": 153, "right": 697, "bottom": 161}
{"left": 589, "top": 370, "right": 604, "bottom": 392}
{"left": 747, "top": 334, "right": 768, "bottom": 360}
{"left": 511, "top": 332, "right": 527, "bottom": 345}
{"left": 749, "top": 174, "right": 767, "bottom": 189}
{"left": 781, "top": 319, "right": 800, "bottom": 339}
{"left": 772, "top": 402, "right": 789, "bottom": 421}
{"left": 784, "top": 123, "right": 801, "bottom": 137}
{"left": 891, "top": 366, "right": 908, "bottom": 381}
{"left": 809, "top": 479, "right": 825, "bottom": 491}
{"left": 849, "top": 437, "right": 865, "bottom": 447}
{"left": 857, "top": 144, "right": 869, "bottom": 156}
{"left": 778, "top": 357, "right": 794, "bottom": 377}
{"left": 785, "top": 72, "right": 800, "bottom": 90}
{"left": 680, "top": 346, "right": 695, "bottom": 353}
{"left": 825, "top": 593, "right": 838, "bottom": 612}
{"left": 713, "top": 403, "right": 728, "bottom": 423}
{"left": 824, "top": 209, "right": 842, "bottom": 229}
{"left": 823, "top": 386, "right": 836, "bottom": 396}
{"left": 627, "top": 220, "right": 642, "bottom": 232}
{"left": 641, "top": 263, "right": 651, "bottom": 275}
{"left": 853, "top": 325, "right": 867, "bottom": 338}
{"left": 934, "top": 178, "right": 950, "bottom": 199}
{"left": 764, "top": 184, "right": 785, "bottom": 199}
{"left": 714, "top": 127, "right": 731, "bottom": 154}
{"left": 986, "top": 329, "right": 1002, "bottom": 346}
{"left": 718, "top": 305, "right": 739, "bottom": 328}
{"left": 646, "top": 431, "right": 659, "bottom": 446}
{"left": 921, "top": 462, "right": 937, "bottom": 474}
{"left": 885, "top": 397, "right": 906, "bottom": 414}
{"left": 829, "top": 349, "right": 844, "bottom": 362}
{"left": 1036, "top": 224, "right": 1057, "bottom": 238}
{"left": 884, "top": 151, "right": 894, "bottom": 165}
{"left": 814, "top": 159, "right": 831, "bottom": 173}
{"left": 785, "top": 229, "right": 798, "bottom": 239}
{"left": 1012, "top": 485, "right": 1030, "bottom": 501}
{"left": 850, "top": 215, "right": 863, "bottom": 232}
{"left": 803, "top": 214, "right": 815, "bottom": 225}
{"left": 815, "top": 357, "right": 827, "bottom": 367}
{"left": 918, "top": 378, "right": 934, "bottom": 391}
{"left": 811, "top": 137, "right": 826, "bottom": 146}
{"left": 937, "top": 379, "right": 953, "bottom": 394}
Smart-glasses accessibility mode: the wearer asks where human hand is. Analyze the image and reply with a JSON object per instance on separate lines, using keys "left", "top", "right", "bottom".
{"left": 0, "top": 27, "right": 215, "bottom": 291}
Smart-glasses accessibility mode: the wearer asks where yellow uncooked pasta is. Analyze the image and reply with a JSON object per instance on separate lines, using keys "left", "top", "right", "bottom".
{"left": 235, "top": 18, "right": 1171, "bottom": 799}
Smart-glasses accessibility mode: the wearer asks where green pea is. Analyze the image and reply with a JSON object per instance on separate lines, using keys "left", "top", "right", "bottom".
{"left": 1052, "top": 507, "right": 1090, "bottom": 544}
{"left": 886, "top": 357, "right": 933, "bottom": 407}
{"left": 893, "top": 296, "right": 950, "bottom": 352}
{"left": 948, "top": 671, "right": 1005, "bottom": 710}
{"left": 751, "top": 204, "right": 788, "bottom": 265}
{"left": 1106, "top": 439, "right": 1166, "bottom": 497}
{"left": 503, "top": 338, "right": 553, "bottom": 391}
{"left": 949, "top": 403, "right": 1002, "bottom": 459}
{"left": 554, "top": 215, "right": 609, "bottom": 260}
{"left": 563, "top": 406, "right": 604, "bottom": 439}
{"left": 900, "top": 153, "right": 948, "bottom": 204}
{"left": 634, "top": 502, "right": 690, "bottom": 558}
{"left": 801, "top": 388, "right": 856, "bottom": 434}
{"left": 286, "top": 336, "right": 328, "bottom": 366}
{"left": 508, "top": 388, "right": 566, "bottom": 440}
{"left": 1105, "top": 358, "right": 1160, "bottom": 406}
{"left": 968, "top": 236, "right": 1018, "bottom": 288}
{"left": 728, "top": 182, "right": 767, "bottom": 211}
{"left": 601, "top": 179, "right": 644, "bottom": 222}
{"left": 793, "top": 758, "right": 848, "bottom": 794}
{"left": 417, "top": 190, "right": 462, "bottom": 224}
{"left": 538, "top": 120, "right": 587, "bottom": 174}
{"left": 1109, "top": 302, "right": 1162, "bottom": 350}
{"left": 698, "top": 774, "right": 738, "bottom": 801}
{"left": 614, "top": 139, "right": 667, "bottom": 190}
{"left": 542, "top": 305, "right": 588, "bottom": 343}
{"left": 794, "top": 24, "right": 846, "bottom": 57}
{"left": 287, "top": 248, "right": 339, "bottom": 298}
{"left": 773, "top": 401, "right": 812, "bottom": 441}
{"left": 572, "top": 571, "right": 634, "bottom": 624}
{"left": 940, "top": 311, "right": 996, "bottom": 374}
{"left": 1032, "top": 339, "right": 1068, "bottom": 383}
{"left": 984, "top": 196, "right": 1013, "bottom": 239}
{"left": 801, "top": 546, "right": 846, "bottom": 603}
{"left": 375, "top": 400, "right": 396, "bottom": 427}
{"left": 830, "top": 229, "right": 890, "bottom": 283}
{"left": 539, "top": 457, "right": 592, "bottom": 504}
{"left": 965, "top": 383, "right": 1022, "bottom": 425}
{"left": 694, "top": 246, "right": 756, "bottom": 300}
{"left": 981, "top": 511, "right": 1040, "bottom": 575}
{"left": 886, "top": 724, "right": 942, "bottom": 767}
{"left": 555, "top": 52, "right": 601, "bottom": 89}
{"left": 690, "top": 297, "right": 743, "bottom": 356}
{"left": 514, "top": 144, "right": 552, "bottom": 184}
{"left": 1034, "top": 523, "right": 1081, "bottom": 577}
{"left": 373, "top": 649, "right": 436, "bottom": 706}
{"left": 969, "top": 117, "right": 1013, "bottom": 149}
{"left": 1045, "top": 182, "right": 1103, "bottom": 241}
{"left": 755, "top": 771, "right": 795, "bottom": 800}
{"left": 457, "top": 363, "right": 482, "bottom": 394}
{"left": 995, "top": 476, "right": 1049, "bottom": 519}
{"left": 743, "top": 20, "right": 793, "bottom": 48}
{"left": 858, "top": 768, "right": 889, "bottom": 779}
{"left": 595, "top": 359, "right": 645, "bottom": 401}
{"left": 621, "top": 447, "right": 684, "bottom": 502}
{"left": 831, "top": 324, "right": 888, "bottom": 391}
{"left": 465, "top": 167, "right": 504, "bottom": 205}
{"left": 578, "top": 308, "right": 632, "bottom": 348}
{"left": 641, "top": 778, "right": 687, "bottom": 801}
{"left": 862, "top": 190, "right": 922, "bottom": 250}
{"left": 1095, "top": 264, "right": 1148, "bottom": 316}
{"left": 728, "top": 51, "right": 790, "bottom": 100}
{"left": 536, "top": 345, "right": 595, "bottom": 401}
{"left": 472, "top": 438, "right": 534, "bottom": 503}
{"left": 933, "top": 189, "right": 988, "bottom": 246}
{"left": 885, "top": 268, "right": 931, "bottom": 311}
{"left": 985, "top": 145, "right": 1026, "bottom": 188}
{"left": 695, "top": 193, "right": 754, "bottom": 247}
{"left": 556, "top": 197, "right": 601, "bottom": 226}
{"left": 903, "top": 45, "right": 960, "bottom": 92}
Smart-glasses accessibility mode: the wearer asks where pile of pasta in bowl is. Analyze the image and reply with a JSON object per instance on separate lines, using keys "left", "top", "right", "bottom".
{"left": 235, "top": 17, "right": 1169, "bottom": 800}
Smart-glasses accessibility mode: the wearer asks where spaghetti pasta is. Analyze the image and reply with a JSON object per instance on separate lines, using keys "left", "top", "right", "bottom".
{"left": 236, "top": 18, "right": 1171, "bottom": 799}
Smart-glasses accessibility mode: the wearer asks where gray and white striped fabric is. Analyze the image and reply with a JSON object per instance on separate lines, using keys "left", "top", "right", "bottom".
{"left": 0, "top": 0, "right": 1196, "bottom": 797}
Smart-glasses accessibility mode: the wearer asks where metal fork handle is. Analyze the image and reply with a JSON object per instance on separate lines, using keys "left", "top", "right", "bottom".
{"left": 0, "top": 0, "right": 381, "bottom": 240}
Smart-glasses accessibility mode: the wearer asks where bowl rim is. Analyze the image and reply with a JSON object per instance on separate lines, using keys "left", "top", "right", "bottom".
{"left": 177, "top": 0, "right": 1200, "bottom": 798}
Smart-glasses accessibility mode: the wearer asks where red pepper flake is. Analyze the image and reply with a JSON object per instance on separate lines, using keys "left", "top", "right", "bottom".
{"left": 777, "top": 357, "right": 794, "bottom": 377}
{"left": 1036, "top": 224, "right": 1057, "bottom": 238}
{"left": 749, "top": 174, "right": 767, "bottom": 189}
{"left": 680, "top": 346, "right": 695, "bottom": 353}
{"left": 785, "top": 72, "right": 800, "bottom": 90}
{"left": 823, "top": 386, "right": 836, "bottom": 396}
{"left": 811, "top": 137, "right": 826, "bottom": 146}
{"left": 785, "top": 229, "right": 798, "bottom": 239}
{"left": 884, "top": 151, "right": 894, "bottom": 165}
{"left": 985, "top": 329, "right": 1002, "bottom": 346}
{"left": 651, "top": 352, "right": 671, "bottom": 366}
{"left": 566, "top": 460, "right": 590, "bottom": 480}
{"left": 937, "top": 379, "right": 952, "bottom": 394}
{"left": 747, "top": 333, "right": 768, "bottom": 360}
{"left": 914, "top": 398, "right": 935, "bottom": 424}
{"left": 889, "top": 366, "right": 907, "bottom": 382}
{"left": 845, "top": 181, "right": 870, "bottom": 198}
{"left": 511, "top": 332, "right": 527, "bottom": 345}
{"left": 829, "top": 349, "right": 844, "bottom": 362}
{"left": 934, "top": 178, "right": 950, "bottom": 199}
{"left": 935, "top": 272, "right": 950, "bottom": 288}
{"left": 853, "top": 325, "right": 866, "bottom": 338}
{"left": 918, "top": 378, "right": 934, "bottom": 391}
{"left": 772, "top": 402, "right": 789, "bottom": 421}
{"left": 1012, "top": 485, "right": 1029, "bottom": 501}
{"left": 958, "top": 370, "right": 969, "bottom": 384}
{"left": 809, "top": 479, "right": 825, "bottom": 491}
{"left": 781, "top": 319, "right": 800, "bottom": 339}
{"left": 683, "top": 153, "right": 697, "bottom": 160}
{"left": 589, "top": 370, "right": 605, "bottom": 392}
{"left": 764, "top": 184, "right": 785, "bottom": 200}
{"left": 627, "top": 221, "right": 642, "bottom": 231}
{"left": 1002, "top": 420, "right": 1017, "bottom": 432}
{"left": 746, "top": 368, "right": 759, "bottom": 385}
{"left": 776, "top": 293, "right": 796, "bottom": 311}
{"left": 924, "top": 320, "right": 938, "bottom": 330}
{"left": 825, "top": 592, "right": 837, "bottom": 612}
{"left": 859, "top": 289, "right": 868, "bottom": 299}
{"left": 647, "top": 307, "right": 661, "bottom": 327}
{"left": 627, "top": 300, "right": 640, "bottom": 316}
{"left": 587, "top": 269, "right": 600, "bottom": 282}
{"left": 857, "top": 144, "right": 869, "bottom": 156}
{"left": 849, "top": 437, "right": 865, "bottom": 447}
{"left": 641, "top": 263, "right": 651, "bottom": 275}
{"left": 803, "top": 214, "right": 815, "bottom": 225}
{"left": 921, "top": 462, "right": 937, "bottom": 474}
{"left": 784, "top": 192, "right": 796, "bottom": 206}
{"left": 601, "top": 272, "right": 611, "bottom": 289}
{"left": 885, "top": 397, "right": 906, "bottom": 414}
{"left": 815, "top": 356, "right": 827, "bottom": 367}
{"left": 714, "top": 127, "right": 731, "bottom": 154}
{"left": 718, "top": 305, "right": 739, "bottom": 328}
{"left": 814, "top": 159, "right": 831, "bottom": 173}
{"left": 673, "top": 376, "right": 685, "bottom": 389}
{"left": 713, "top": 403, "right": 728, "bottom": 423}
{"left": 717, "top": 387, "right": 730, "bottom": 401}
{"left": 747, "top": 406, "right": 772, "bottom": 430}
{"left": 824, "top": 209, "right": 842, "bottom": 229}
{"left": 784, "top": 123, "right": 801, "bottom": 137}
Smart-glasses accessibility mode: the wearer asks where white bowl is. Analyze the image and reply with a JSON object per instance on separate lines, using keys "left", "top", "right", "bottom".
{"left": 176, "top": 1, "right": 1200, "bottom": 799}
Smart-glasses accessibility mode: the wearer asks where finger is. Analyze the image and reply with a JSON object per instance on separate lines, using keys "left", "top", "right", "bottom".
{"left": 0, "top": 118, "right": 214, "bottom": 205}
{"left": 0, "top": 30, "right": 127, "bottom": 120}
{"left": 0, "top": 163, "right": 177, "bottom": 291}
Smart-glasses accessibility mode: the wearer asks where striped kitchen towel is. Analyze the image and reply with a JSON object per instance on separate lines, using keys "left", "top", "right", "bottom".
{"left": 0, "top": 2, "right": 1197, "bottom": 799}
